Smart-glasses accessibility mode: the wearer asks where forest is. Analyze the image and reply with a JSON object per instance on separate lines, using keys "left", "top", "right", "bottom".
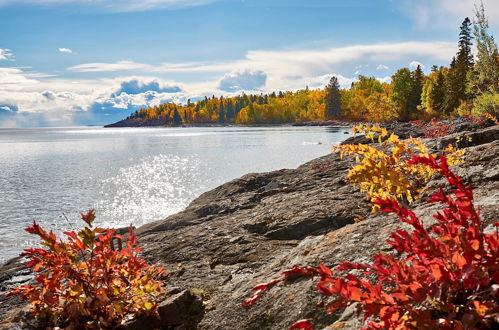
{"left": 122, "top": 6, "right": 498, "bottom": 126}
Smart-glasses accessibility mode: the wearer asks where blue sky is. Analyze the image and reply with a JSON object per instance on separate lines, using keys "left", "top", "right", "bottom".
{"left": 0, "top": 0, "right": 498, "bottom": 127}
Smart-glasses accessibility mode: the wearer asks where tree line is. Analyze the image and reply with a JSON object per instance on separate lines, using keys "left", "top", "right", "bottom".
{"left": 125, "top": 4, "right": 497, "bottom": 126}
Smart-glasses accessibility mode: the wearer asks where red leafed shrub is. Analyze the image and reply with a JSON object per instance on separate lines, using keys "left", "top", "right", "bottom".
{"left": 463, "top": 114, "right": 488, "bottom": 127}
{"left": 244, "top": 155, "right": 499, "bottom": 329}
{"left": 410, "top": 119, "right": 455, "bottom": 138}
{"left": 6, "top": 210, "right": 166, "bottom": 329}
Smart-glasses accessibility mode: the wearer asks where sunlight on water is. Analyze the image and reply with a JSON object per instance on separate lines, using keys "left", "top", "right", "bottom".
{"left": 0, "top": 126, "right": 351, "bottom": 263}
{"left": 96, "top": 154, "right": 205, "bottom": 228}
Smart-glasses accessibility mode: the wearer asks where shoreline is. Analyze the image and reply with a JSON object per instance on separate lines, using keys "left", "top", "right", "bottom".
{"left": 103, "top": 120, "right": 353, "bottom": 128}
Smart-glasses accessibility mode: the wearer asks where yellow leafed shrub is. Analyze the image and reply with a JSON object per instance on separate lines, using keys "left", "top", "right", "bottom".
{"left": 333, "top": 124, "right": 465, "bottom": 210}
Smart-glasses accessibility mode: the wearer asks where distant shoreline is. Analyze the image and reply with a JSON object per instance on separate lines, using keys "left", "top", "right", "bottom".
{"left": 103, "top": 120, "right": 353, "bottom": 128}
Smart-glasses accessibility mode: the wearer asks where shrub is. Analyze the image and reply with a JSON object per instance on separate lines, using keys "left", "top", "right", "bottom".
{"left": 410, "top": 119, "right": 455, "bottom": 138}
{"left": 243, "top": 155, "right": 499, "bottom": 329}
{"left": 6, "top": 210, "right": 165, "bottom": 329}
{"left": 333, "top": 124, "right": 464, "bottom": 209}
{"left": 472, "top": 92, "right": 499, "bottom": 116}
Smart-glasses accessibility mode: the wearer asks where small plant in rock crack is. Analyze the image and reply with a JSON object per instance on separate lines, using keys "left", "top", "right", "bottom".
{"left": 6, "top": 210, "right": 166, "bottom": 329}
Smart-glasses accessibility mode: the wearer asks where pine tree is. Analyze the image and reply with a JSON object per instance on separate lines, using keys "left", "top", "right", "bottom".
{"left": 458, "top": 18, "right": 474, "bottom": 70}
{"left": 219, "top": 102, "right": 226, "bottom": 123}
{"left": 325, "top": 76, "right": 341, "bottom": 118}
{"left": 172, "top": 107, "right": 182, "bottom": 125}
{"left": 392, "top": 68, "right": 413, "bottom": 120}
{"left": 455, "top": 17, "right": 474, "bottom": 100}
{"left": 445, "top": 18, "right": 474, "bottom": 114}
{"left": 408, "top": 65, "right": 424, "bottom": 114}
{"left": 432, "top": 70, "right": 446, "bottom": 114}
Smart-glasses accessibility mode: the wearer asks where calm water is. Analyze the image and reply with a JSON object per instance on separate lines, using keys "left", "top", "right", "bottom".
{"left": 0, "top": 126, "right": 351, "bottom": 263}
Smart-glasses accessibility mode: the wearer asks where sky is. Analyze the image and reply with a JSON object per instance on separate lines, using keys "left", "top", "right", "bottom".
{"left": 0, "top": 0, "right": 498, "bottom": 127}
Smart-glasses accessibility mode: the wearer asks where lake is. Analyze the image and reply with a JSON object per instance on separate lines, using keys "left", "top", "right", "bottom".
{"left": 0, "top": 126, "right": 351, "bottom": 263}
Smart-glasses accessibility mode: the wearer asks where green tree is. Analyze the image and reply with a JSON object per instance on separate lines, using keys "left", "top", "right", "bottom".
{"left": 392, "top": 68, "right": 413, "bottom": 120}
{"left": 469, "top": 2, "right": 499, "bottom": 96}
{"left": 444, "top": 18, "right": 475, "bottom": 114}
{"left": 172, "top": 107, "right": 182, "bottom": 125}
{"left": 455, "top": 17, "right": 474, "bottom": 101}
{"left": 444, "top": 57, "right": 461, "bottom": 114}
{"left": 432, "top": 70, "right": 446, "bottom": 114}
{"left": 218, "top": 101, "right": 226, "bottom": 123}
{"left": 408, "top": 65, "right": 424, "bottom": 114}
{"left": 325, "top": 76, "right": 341, "bottom": 118}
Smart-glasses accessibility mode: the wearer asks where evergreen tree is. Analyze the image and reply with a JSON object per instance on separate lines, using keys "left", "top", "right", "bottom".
{"left": 391, "top": 68, "right": 413, "bottom": 120}
{"left": 444, "top": 57, "right": 461, "bottom": 114}
{"left": 325, "top": 76, "right": 341, "bottom": 118}
{"left": 455, "top": 17, "right": 474, "bottom": 100}
{"left": 445, "top": 18, "right": 475, "bottom": 113}
{"left": 172, "top": 107, "right": 182, "bottom": 125}
{"left": 431, "top": 70, "right": 446, "bottom": 114}
{"left": 226, "top": 100, "right": 234, "bottom": 120}
{"left": 458, "top": 17, "right": 474, "bottom": 70}
{"left": 408, "top": 65, "right": 424, "bottom": 114}
{"left": 219, "top": 102, "right": 226, "bottom": 123}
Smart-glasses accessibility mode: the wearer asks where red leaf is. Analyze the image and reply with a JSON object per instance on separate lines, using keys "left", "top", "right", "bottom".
{"left": 290, "top": 319, "right": 314, "bottom": 330}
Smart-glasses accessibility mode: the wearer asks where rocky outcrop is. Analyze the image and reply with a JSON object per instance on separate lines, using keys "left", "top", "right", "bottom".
{"left": 1, "top": 124, "right": 498, "bottom": 329}
{"left": 132, "top": 126, "right": 498, "bottom": 330}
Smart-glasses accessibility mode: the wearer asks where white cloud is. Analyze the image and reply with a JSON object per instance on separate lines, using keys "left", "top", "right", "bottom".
{"left": 58, "top": 47, "right": 73, "bottom": 53}
{"left": 376, "top": 64, "right": 389, "bottom": 70}
{"left": 376, "top": 76, "right": 392, "bottom": 84}
{"left": 219, "top": 70, "right": 267, "bottom": 92}
{"left": 0, "top": 67, "right": 38, "bottom": 85}
{"left": 409, "top": 60, "right": 425, "bottom": 69}
{"left": 0, "top": 48, "right": 14, "bottom": 61}
{"left": 69, "top": 60, "right": 151, "bottom": 72}
{"left": 398, "top": 0, "right": 499, "bottom": 29}
{"left": 69, "top": 41, "right": 456, "bottom": 75}
{"left": 0, "top": 0, "right": 219, "bottom": 12}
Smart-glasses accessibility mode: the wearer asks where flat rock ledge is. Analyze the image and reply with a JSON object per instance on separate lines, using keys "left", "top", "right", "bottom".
{"left": 1, "top": 124, "right": 498, "bottom": 329}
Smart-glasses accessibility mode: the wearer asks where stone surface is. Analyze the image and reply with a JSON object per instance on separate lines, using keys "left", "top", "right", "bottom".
{"left": 120, "top": 289, "right": 204, "bottom": 330}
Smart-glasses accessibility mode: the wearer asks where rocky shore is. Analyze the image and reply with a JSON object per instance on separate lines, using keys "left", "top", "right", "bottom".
{"left": 1, "top": 122, "right": 498, "bottom": 329}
